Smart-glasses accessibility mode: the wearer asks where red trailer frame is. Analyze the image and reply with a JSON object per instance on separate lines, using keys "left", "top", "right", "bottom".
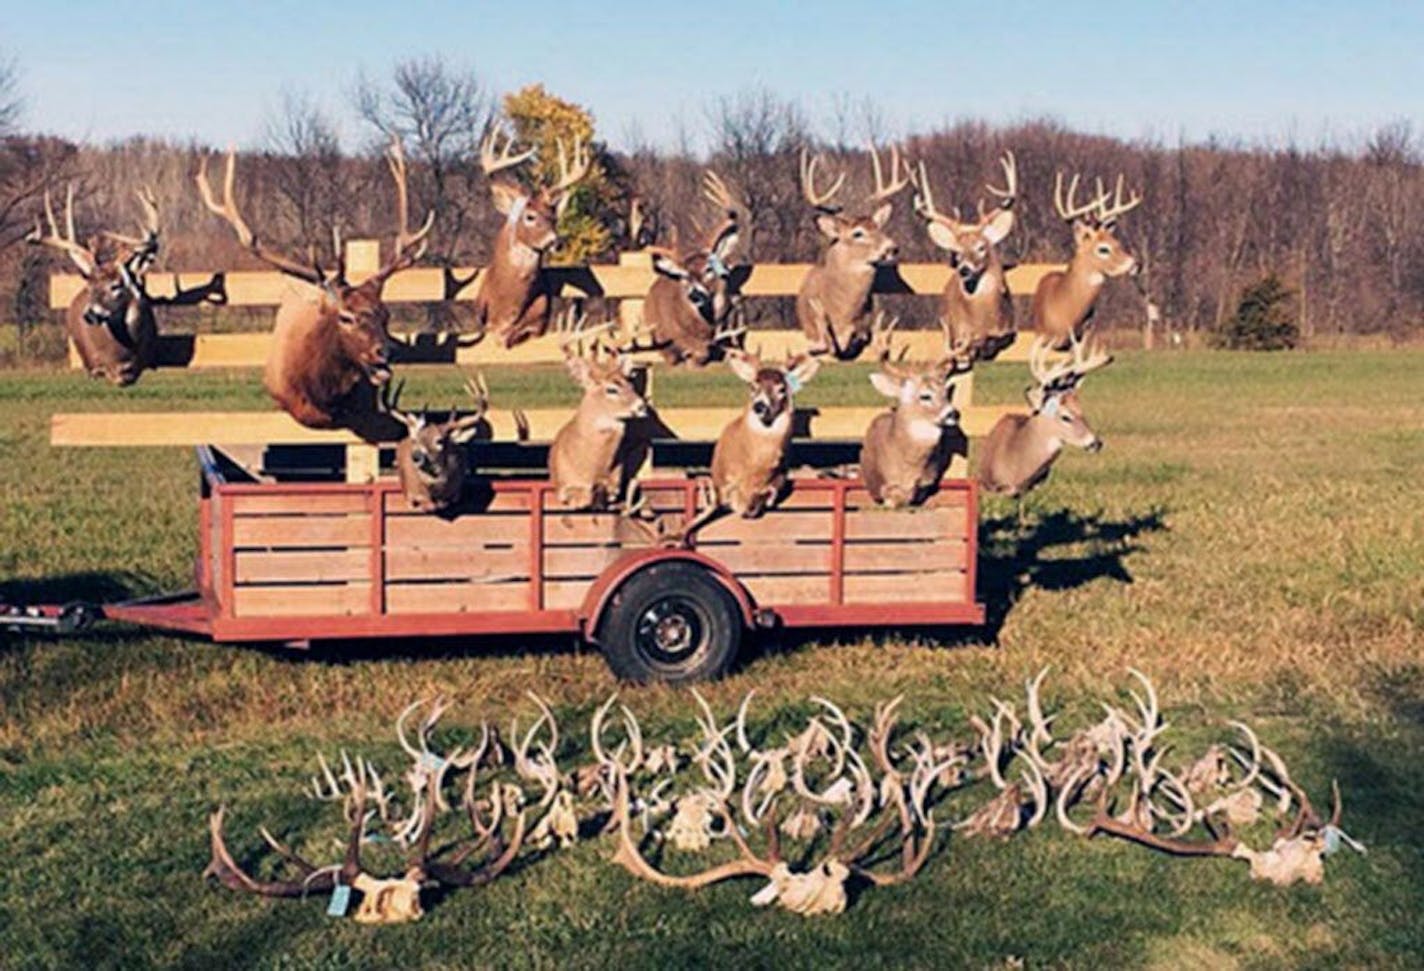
{"left": 97, "top": 457, "right": 984, "bottom": 650}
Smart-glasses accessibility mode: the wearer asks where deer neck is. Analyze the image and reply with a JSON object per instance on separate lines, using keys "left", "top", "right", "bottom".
{"left": 890, "top": 408, "right": 947, "bottom": 457}
{"left": 573, "top": 401, "right": 627, "bottom": 452}
{"left": 1022, "top": 411, "right": 1067, "bottom": 462}
{"left": 814, "top": 257, "right": 876, "bottom": 325}
{"left": 487, "top": 225, "right": 543, "bottom": 285}
{"left": 1058, "top": 250, "right": 1108, "bottom": 322}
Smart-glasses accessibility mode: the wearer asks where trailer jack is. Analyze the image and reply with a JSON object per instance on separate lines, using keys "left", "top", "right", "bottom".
{"left": 1, "top": 602, "right": 99, "bottom": 635}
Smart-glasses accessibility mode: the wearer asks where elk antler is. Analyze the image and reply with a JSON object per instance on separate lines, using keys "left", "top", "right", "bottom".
{"left": 374, "top": 136, "right": 435, "bottom": 281}
{"left": 196, "top": 150, "right": 331, "bottom": 285}
{"left": 27, "top": 184, "right": 96, "bottom": 277}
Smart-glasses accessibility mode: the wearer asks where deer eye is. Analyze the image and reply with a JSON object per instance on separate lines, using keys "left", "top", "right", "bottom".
{"left": 524, "top": 213, "right": 536, "bottom": 223}
{"left": 605, "top": 385, "right": 620, "bottom": 396}
{"left": 851, "top": 229, "right": 866, "bottom": 240}
{"left": 1095, "top": 244, "right": 1112, "bottom": 257}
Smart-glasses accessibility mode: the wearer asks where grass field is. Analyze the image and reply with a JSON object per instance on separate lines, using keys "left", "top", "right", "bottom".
{"left": 2, "top": 351, "right": 1422, "bottom": 969}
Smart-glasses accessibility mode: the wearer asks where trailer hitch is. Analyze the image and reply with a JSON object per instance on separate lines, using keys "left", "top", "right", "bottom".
{"left": 1, "top": 602, "right": 99, "bottom": 635}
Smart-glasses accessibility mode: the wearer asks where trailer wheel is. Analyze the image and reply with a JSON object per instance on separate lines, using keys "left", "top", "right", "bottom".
{"left": 596, "top": 562, "right": 742, "bottom": 684}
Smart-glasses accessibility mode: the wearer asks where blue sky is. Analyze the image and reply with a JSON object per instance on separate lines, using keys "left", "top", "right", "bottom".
{"left": 4, "top": 0, "right": 1419, "bottom": 152}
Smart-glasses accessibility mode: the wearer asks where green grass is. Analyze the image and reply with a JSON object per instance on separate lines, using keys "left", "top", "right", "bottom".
{"left": 2, "top": 351, "right": 1423, "bottom": 969}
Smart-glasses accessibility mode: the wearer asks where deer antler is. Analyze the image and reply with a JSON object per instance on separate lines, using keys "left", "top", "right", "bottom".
{"left": 441, "top": 370, "right": 490, "bottom": 436}
{"left": 866, "top": 142, "right": 911, "bottom": 203}
{"left": 1053, "top": 171, "right": 1112, "bottom": 224}
{"left": 1092, "top": 173, "right": 1142, "bottom": 225}
{"left": 196, "top": 149, "right": 331, "bottom": 285}
{"left": 100, "top": 186, "right": 161, "bottom": 256}
{"left": 479, "top": 127, "right": 536, "bottom": 177}
{"left": 27, "top": 184, "right": 96, "bottom": 277}
{"left": 800, "top": 149, "right": 846, "bottom": 214}
{"left": 985, "top": 150, "right": 1018, "bottom": 207}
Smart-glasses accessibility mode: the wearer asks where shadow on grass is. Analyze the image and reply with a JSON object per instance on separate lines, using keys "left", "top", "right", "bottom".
{"left": 976, "top": 505, "right": 1169, "bottom": 641}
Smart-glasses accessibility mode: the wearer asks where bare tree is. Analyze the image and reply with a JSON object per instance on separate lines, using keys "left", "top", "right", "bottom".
{"left": 0, "top": 55, "right": 19, "bottom": 137}
{"left": 354, "top": 56, "right": 495, "bottom": 265}
{"left": 262, "top": 90, "right": 350, "bottom": 249}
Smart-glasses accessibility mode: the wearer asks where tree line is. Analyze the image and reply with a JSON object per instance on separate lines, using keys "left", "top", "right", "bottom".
{"left": 2, "top": 57, "right": 1421, "bottom": 353}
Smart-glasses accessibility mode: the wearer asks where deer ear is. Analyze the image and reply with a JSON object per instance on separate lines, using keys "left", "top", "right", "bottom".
{"left": 617, "top": 354, "right": 636, "bottom": 377}
{"left": 1072, "top": 219, "right": 1096, "bottom": 245}
{"left": 926, "top": 221, "right": 963, "bottom": 252}
{"left": 869, "top": 371, "right": 902, "bottom": 399}
{"left": 490, "top": 182, "right": 525, "bottom": 217}
{"left": 450, "top": 424, "right": 481, "bottom": 444}
{"left": 871, "top": 202, "right": 893, "bottom": 228}
{"left": 652, "top": 254, "right": 689, "bottom": 279}
{"left": 725, "top": 351, "right": 759, "bottom": 384}
{"left": 982, "top": 208, "right": 1014, "bottom": 245}
{"left": 788, "top": 354, "right": 820, "bottom": 388}
{"left": 1025, "top": 384, "right": 1046, "bottom": 411}
{"left": 815, "top": 214, "right": 842, "bottom": 240}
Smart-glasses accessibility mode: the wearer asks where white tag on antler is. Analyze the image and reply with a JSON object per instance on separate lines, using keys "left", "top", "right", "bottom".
{"left": 1041, "top": 396, "right": 1060, "bottom": 417}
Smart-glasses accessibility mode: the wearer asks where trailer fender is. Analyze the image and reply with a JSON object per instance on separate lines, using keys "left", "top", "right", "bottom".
{"left": 580, "top": 549, "right": 756, "bottom": 641}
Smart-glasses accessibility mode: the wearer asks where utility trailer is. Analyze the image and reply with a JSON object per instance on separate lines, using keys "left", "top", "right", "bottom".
{"left": 15, "top": 446, "right": 983, "bottom": 683}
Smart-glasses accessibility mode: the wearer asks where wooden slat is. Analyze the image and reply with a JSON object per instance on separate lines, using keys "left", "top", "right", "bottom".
{"left": 75, "top": 327, "right": 1038, "bottom": 370}
{"left": 235, "top": 550, "right": 370, "bottom": 583}
{"left": 844, "top": 571, "right": 969, "bottom": 604}
{"left": 544, "top": 580, "right": 592, "bottom": 610}
{"left": 543, "top": 546, "right": 623, "bottom": 579}
{"left": 233, "top": 515, "right": 369, "bottom": 548}
{"left": 384, "top": 546, "right": 531, "bottom": 582}
{"left": 698, "top": 511, "right": 833, "bottom": 543}
{"left": 844, "top": 507, "right": 966, "bottom": 541}
{"left": 233, "top": 583, "right": 371, "bottom": 617}
{"left": 700, "top": 543, "right": 831, "bottom": 575}
{"left": 741, "top": 575, "right": 830, "bottom": 605}
{"left": 385, "top": 514, "right": 530, "bottom": 546}
{"left": 384, "top": 491, "right": 531, "bottom": 514}
{"left": 384, "top": 582, "right": 530, "bottom": 614}
{"left": 51, "top": 260, "right": 1062, "bottom": 310}
{"left": 843, "top": 539, "right": 968, "bottom": 574}
{"left": 50, "top": 404, "right": 1020, "bottom": 447}
{"left": 233, "top": 492, "right": 371, "bottom": 515}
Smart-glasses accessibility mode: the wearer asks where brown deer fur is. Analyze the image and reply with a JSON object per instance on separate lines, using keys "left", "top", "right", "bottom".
{"left": 711, "top": 351, "right": 820, "bottom": 517}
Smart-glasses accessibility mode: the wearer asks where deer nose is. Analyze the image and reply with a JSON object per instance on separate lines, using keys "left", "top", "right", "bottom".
{"left": 631, "top": 399, "right": 649, "bottom": 418}
{"left": 1087, "top": 438, "right": 1104, "bottom": 453}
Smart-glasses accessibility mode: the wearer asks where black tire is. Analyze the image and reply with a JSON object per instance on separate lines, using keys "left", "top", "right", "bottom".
{"left": 595, "top": 562, "right": 743, "bottom": 684}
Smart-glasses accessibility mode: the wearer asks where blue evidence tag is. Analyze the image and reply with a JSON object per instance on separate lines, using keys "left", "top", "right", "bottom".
{"left": 327, "top": 882, "right": 352, "bottom": 918}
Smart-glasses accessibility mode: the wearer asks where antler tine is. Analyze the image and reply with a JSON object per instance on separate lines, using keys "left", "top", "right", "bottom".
{"left": 549, "top": 137, "right": 592, "bottom": 196}
{"left": 1069, "top": 331, "right": 1114, "bottom": 379}
{"left": 29, "top": 184, "right": 97, "bottom": 276}
{"left": 1053, "top": 170, "right": 1110, "bottom": 224}
{"left": 701, "top": 169, "right": 739, "bottom": 215}
{"left": 1095, "top": 172, "right": 1143, "bottom": 224}
{"left": 800, "top": 148, "right": 845, "bottom": 214}
{"left": 867, "top": 142, "right": 911, "bottom": 203}
{"left": 197, "top": 149, "right": 328, "bottom": 284}
{"left": 985, "top": 150, "right": 1017, "bottom": 205}
{"left": 380, "top": 377, "right": 422, "bottom": 434}
{"left": 479, "top": 126, "right": 536, "bottom": 177}
{"left": 381, "top": 136, "right": 435, "bottom": 274}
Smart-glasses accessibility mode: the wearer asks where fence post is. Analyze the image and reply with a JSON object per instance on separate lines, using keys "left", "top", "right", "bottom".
{"left": 345, "top": 239, "right": 382, "bottom": 484}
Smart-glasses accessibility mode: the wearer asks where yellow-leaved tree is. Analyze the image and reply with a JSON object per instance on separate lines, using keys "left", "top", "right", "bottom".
{"left": 502, "top": 84, "right": 625, "bottom": 264}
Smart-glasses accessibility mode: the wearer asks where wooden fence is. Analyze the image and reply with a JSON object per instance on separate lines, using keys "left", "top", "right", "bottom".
{"left": 49, "top": 243, "right": 1054, "bottom": 480}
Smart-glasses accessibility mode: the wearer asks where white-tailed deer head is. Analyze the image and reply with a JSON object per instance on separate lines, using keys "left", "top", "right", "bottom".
{"left": 976, "top": 334, "right": 1113, "bottom": 498}
{"left": 708, "top": 348, "right": 820, "bottom": 518}
{"left": 1029, "top": 170, "right": 1142, "bottom": 349}
{"left": 383, "top": 372, "right": 490, "bottom": 513}
{"left": 639, "top": 170, "right": 747, "bottom": 366}
{"left": 859, "top": 317, "right": 972, "bottom": 508}
{"left": 549, "top": 314, "right": 649, "bottom": 510}
{"left": 795, "top": 143, "right": 910, "bottom": 360}
{"left": 1056, "top": 171, "right": 1141, "bottom": 278}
